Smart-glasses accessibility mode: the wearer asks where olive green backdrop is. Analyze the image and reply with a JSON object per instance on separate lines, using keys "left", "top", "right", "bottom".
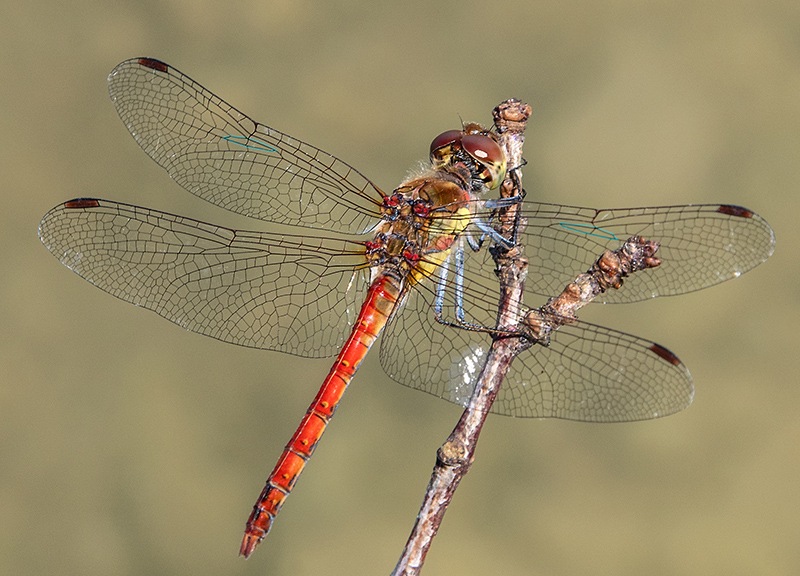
{"left": 2, "top": 1, "right": 797, "bottom": 575}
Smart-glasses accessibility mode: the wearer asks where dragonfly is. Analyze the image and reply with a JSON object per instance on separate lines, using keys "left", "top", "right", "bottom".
{"left": 38, "top": 57, "right": 775, "bottom": 558}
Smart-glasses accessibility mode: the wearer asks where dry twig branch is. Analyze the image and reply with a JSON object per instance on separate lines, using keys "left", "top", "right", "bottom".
{"left": 391, "top": 100, "right": 532, "bottom": 576}
{"left": 392, "top": 99, "right": 664, "bottom": 575}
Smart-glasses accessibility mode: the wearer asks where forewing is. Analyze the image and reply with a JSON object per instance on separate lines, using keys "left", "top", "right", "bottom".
{"left": 468, "top": 202, "right": 775, "bottom": 304}
{"left": 108, "top": 58, "right": 385, "bottom": 233}
{"left": 39, "top": 199, "right": 369, "bottom": 357}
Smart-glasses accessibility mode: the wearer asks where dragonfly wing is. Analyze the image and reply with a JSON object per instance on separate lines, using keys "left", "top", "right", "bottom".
{"left": 382, "top": 281, "right": 693, "bottom": 420}
{"left": 107, "top": 58, "right": 385, "bottom": 233}
{"left": 467, "top": 202, "right": 774, "bottom": 304}
{"left": 39, "top": 199, "right": 370, "bottom": 357}
{"left": 496, "top": 321, "right": 693, "bottom": 420}
{"left": 380, "top": 268, "right": 496, "bottom": 409}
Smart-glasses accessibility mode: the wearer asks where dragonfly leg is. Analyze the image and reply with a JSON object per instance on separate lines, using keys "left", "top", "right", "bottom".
{"left": 464, "top": 233, "right": 482, "bottom": 251}
{"left": 432, "top": 241, "right": 470, "bottom": 324}
{"left": 433, "top": 256, "right": 449, "bottom": 318}
{"left": 472, "top": 219, "right": 515, "bottom": 249}
{"left": 454, "top": 242, "right": 466, "bottom": 323}
{"left": 470, "top": 184, "right": 525, "bottom": 249}
{"left": 483, "top": 195, "right": 523, "bottom": 209}
{"left": 431, "top": 245, "right": 521, "bottom": 337}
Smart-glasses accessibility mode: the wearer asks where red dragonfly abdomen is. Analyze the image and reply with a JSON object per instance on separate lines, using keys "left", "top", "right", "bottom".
{"left": 240, "top": 273, "right": 402, "bottom": 558}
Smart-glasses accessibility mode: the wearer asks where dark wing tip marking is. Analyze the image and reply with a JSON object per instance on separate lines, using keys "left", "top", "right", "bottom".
{"left": 137, "top": 57, "right": 169, "bottom": 73}
{"left": 64, "top": 198, "right": 100, "bottom": 209}
{"left": 648, "top": 343, "right": 682, "bottom": 366}
{"left": 717, "top": 204, "right": 754, "bottom": 219}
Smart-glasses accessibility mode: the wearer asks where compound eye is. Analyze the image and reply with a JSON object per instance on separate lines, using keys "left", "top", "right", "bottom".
{"left": 429, "top": 129, "right": 463, "bottom": 163}
{"left": 461, "top": 134, "right": 507, "bottom": 189}
{"left": 461, "top": 134, "right": 502, "bottom": 164}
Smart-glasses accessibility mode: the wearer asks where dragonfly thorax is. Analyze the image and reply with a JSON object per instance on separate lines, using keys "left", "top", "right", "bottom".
{"left": 365, "top": 174, "right": 474, "bottom": 284}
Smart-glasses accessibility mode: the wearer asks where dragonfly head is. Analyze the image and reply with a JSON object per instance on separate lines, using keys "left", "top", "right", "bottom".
{"left": 429, "top": 124, "right": 507, "bottom": 191}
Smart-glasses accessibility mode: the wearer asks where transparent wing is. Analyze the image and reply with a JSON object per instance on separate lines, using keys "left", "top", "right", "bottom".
{"left": 39, "top": 198, "right": 370, "bottom": 357}
{"left": 381, "top": 276, "right": 693, "bottom": 421}
{"left": 107, "top": 58, "right": 385, "bottom": 233}
{"left": 467, "top": 202, "right": 775, "bottom": 304}
{"left": 380, "top": 200, "right": 770, "bottom": 417}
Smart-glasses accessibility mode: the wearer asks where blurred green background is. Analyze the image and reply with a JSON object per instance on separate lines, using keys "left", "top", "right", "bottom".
{"left": 2, "top": 1, "right": 797, "bottom": 575}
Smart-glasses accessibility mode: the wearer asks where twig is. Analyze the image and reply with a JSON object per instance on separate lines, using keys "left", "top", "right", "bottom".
{"left": 391, "top": 100, "right": 663, "bottom": 575}
{"left": 391, "top": 99, "right": 533, "bottom": 576}
{"left": 523, "top": 236, "right": 661, "bottom": 343}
